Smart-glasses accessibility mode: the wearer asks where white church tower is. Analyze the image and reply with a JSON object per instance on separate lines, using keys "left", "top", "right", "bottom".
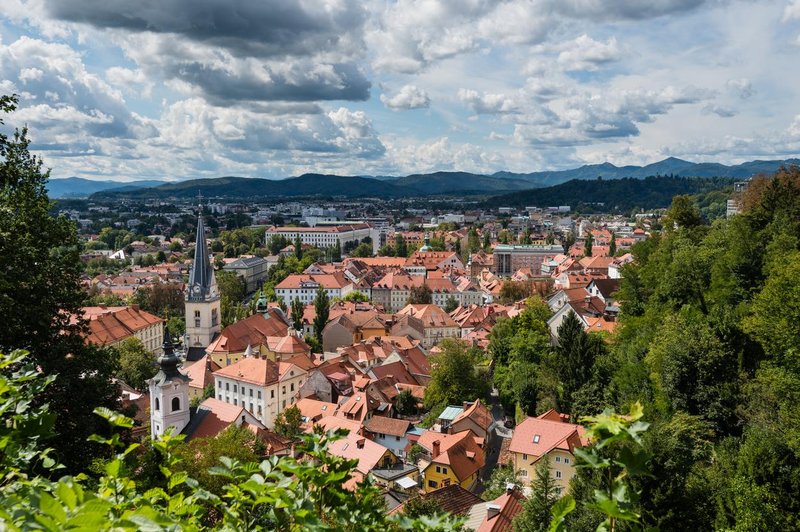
{"left": 185, "top": 205, "right": 221, "bottom": 350}
{"left": 149, "top": 331, "right": 191, "bottom": 439}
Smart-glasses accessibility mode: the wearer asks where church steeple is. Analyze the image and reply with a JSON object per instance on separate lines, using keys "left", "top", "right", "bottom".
{"left": 185, "top": 201, "right": 221, "bottom": 348}
{"left": 187, "top": 206, "right": 218, "bottom": 303}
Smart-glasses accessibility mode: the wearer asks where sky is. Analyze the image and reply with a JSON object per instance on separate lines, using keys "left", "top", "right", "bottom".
{"left": 1, "top": 0, "right": 800, "bottom": 182}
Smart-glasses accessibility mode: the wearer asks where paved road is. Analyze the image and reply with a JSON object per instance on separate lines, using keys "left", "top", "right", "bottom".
{"left": 476, "top": 387, "right": 513, "bottom": 493}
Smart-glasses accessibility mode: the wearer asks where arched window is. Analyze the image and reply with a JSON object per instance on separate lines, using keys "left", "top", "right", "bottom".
{"left": 172, "top": 397, "right": 180, "bottom": 412}
{"left": 155, "top": 398, "right": 160, "bottom": 411}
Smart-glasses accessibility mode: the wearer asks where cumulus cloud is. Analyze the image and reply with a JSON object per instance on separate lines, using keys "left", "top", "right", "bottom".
{"left": 783, "top": 0, "right": 800, "bottom": 21}
{"left": 44, "top": 0, "right": 367, "bottom": 59}
{"left": 557, "top": 35, "right": 622, "bottom": 72}
{"left": 726, "top": 78, "right": 754, "bottom": 99}
{"left": 106, "top": 67, "right": 154, "bottom": 97}
{"left": 43, "top": 0, "right": 371, "bottom": 104}
{"left": 458, "top": 89, "right": 519, "bottom": 114}
{"left": 702, "top": 103, "right": 737, "bottom": 117}
{"left": 380, "top": 85, "right": 431, "bottom": 110}
{"left": 553, "top": 0, "right": 713, "bottom": 21}
{"left": 368, "top": 0, "right": 556, "bottom": 73}
{"left": 0, "top": 36, "right": 154, "bottom": 149}
{"left": 511, "top": 85, "right": 715, "bottom": 146}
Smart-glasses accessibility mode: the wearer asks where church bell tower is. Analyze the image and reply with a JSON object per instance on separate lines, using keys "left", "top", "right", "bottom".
{"left": 185, "top": 204, "right": 221, "bottom": 348}
{"left": 149, "top": 331, "right": 191, "bottom": 439}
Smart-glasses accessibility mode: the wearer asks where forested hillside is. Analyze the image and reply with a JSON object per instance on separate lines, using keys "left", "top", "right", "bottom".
{"left": 492, "top": 166, "right": 800, "bottom": 530}
{"left": 488, "top": 175, "right": 734, "bottom": 212}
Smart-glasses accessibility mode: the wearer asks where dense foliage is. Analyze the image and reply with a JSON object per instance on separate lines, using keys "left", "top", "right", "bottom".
{"left": 0, "top": 95, "right": 120, "bottom": 472}
{"left": 494, "top": 166, "right": 800, "bottom": 531}
{"left": 0, "top": 349, "right": 459, "bottom": 530}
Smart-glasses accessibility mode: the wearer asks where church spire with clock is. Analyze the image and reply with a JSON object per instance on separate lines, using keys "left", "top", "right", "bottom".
{"left": 185, "top": 203, "right": 220, "bottom": 351}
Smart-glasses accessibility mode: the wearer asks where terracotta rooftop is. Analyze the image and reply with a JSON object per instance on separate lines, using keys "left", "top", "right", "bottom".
{"left": 391, "top": 485, "right": 483, "bottom": 517}
{"left": 508, "top": 413, "right": 583, "bottom": 458}
{"left": 364, "top": 416, "right": 411, "bottom": 438}
{"left": 81, "top": 306, "right": 163, "bottom": 346}
{"left": 206, "top": 312, "right": 290, "bottom": 354}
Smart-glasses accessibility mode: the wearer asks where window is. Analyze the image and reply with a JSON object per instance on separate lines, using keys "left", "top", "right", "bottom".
{"left": 155, "top": 398, "right": 160, "bottom": 411}
{"left": 555, "top": 456, "right": 561, "bottom": 463}
{"left": 234, "top": 385, "right": 238, "bottom": 393}
{"left": 282, "top": 386, "right": 286, "bottom": 395}
{"left": 522, "top": 453, "right": 528, "bottom": 460}
{"left": 249, "top": 388, "right": 253, "bottom": 397}
{"left": 234, "top": 399, "right": 238, "bottom": 406}
{"left": 442, "top": 467, "right": 448, "bottom": 475}
{"left": 171, "top": 397, "right": 180, "bottom": 412}
{"left": 271, "top": 390, "right": 275, "bottom": 399}
{"left": 257, "top": 406, "right": 262, "bottom": 416}
{"left": 211, "top": 308, "right": 218, "bottom": 327}
{"left": 194, "top": 310, "right": 201, "bottom": 328}
{"left": 520, "top": 469, "right": 528, "bottom": 477}
{"left": 428, "top": 480, "right": 437, "bottom": 488}
{"left": 555, "top": 471, "right": 562, "bottom": 479}
{"left": 258, "top": 390, "right": 262, "bottom": 399}
{"left": 290, "top": 383, "right": 294, "bottom": 392}
{"left": 282, "top": 400, "right": 286, "bottom": 408}
{"left": 564, "top": 458, "right": 570, "bottom": 464}
{"left": 396, "top": 436, "right": 401, "bottom": 441}
{"left": 226, "top": 382, "right": 229, "bottom": 391}
{"left": 435, "top": 466, "right": 441, "bottom": 473}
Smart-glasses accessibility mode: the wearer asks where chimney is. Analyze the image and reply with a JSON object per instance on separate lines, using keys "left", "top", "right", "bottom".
{"left": 431, "top": 440, "right": 441, "bottom": 459}
{"left": 356, "top": 438, "right": 365, "bottom": 449}
{"left": 505, "top": 482, "right": 516, "bottom": 493}
{"left": 486, "top": 504, "right": 501, "bottom": 520}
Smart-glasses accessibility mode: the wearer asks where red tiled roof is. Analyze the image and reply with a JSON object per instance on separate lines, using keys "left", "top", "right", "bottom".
{"left": 81, "top": 306, "right": 163, "bottom": 346}
{"left": 364, "top": 416, "right": 410, "bottom": 438}
{"left": 214, "top": 357, "right": 280, "bottom": 386}
{"left": 508, "top": 415, "right": 583, "bottom": 458}
{"left": 182, "top": 355, "right": 220, "bottom": 390}
{"left": 476, "top": 489, "right": 526, "bottom": 532}
{"left": 422, "top": 430, "right": 485, "bottom": 483}
{"left": 190, "top": 398, "right": 245, "bottom": 439}
{"left": 206, "top": 312, "right": 290, "bottom": 354}
{"left": 396, "top": 304, "right": 458, "bottom": 328}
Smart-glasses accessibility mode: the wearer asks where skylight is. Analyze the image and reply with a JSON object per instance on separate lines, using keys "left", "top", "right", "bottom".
{"left": 533, "top": 434, "right": 540, "bottom": 444}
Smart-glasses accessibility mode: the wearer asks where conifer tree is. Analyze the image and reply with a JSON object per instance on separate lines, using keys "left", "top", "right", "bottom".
{"left": 313, "top": 287, "right": 330, "bottom": 345}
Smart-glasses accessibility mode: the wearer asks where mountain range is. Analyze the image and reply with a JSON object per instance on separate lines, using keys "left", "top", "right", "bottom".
{"left": 46, "top": 157, "right": 800, "bottom": 199}
{"left": 46, "top": 177, "right": 166, "bottom": 198}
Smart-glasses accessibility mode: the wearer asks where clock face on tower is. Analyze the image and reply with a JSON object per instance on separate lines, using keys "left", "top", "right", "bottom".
{"left": 193, "top": 285, "right": 201, "bottom": 295}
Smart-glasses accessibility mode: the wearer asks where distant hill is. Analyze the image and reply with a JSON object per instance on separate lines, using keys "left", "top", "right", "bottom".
{"left": 492, "top": 157, "right": 800, "bottom": 187}
{"left": 487, "top": 176, "right": 735, "bottom": 212}
{"left": 394, "top": 171, "right": 530, "bottom": 194}
{"left": 46, "top": 177, "right": 166, "bottom": 198}
{"left": 91, "top": 174, "right": 417, "bottom": 200}
{"left": 73, "top": 156, "right": 800, "bottom": 201}
{"left": 91, "top": 172, "right": 535, "bottom": 200}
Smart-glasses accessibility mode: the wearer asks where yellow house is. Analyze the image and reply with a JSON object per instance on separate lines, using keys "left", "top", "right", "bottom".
{"left": 418, "top": 430, "right": 485, "bottom": 493}
{"left": 508, "top": 410, "right": 585, "bottom": 492}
